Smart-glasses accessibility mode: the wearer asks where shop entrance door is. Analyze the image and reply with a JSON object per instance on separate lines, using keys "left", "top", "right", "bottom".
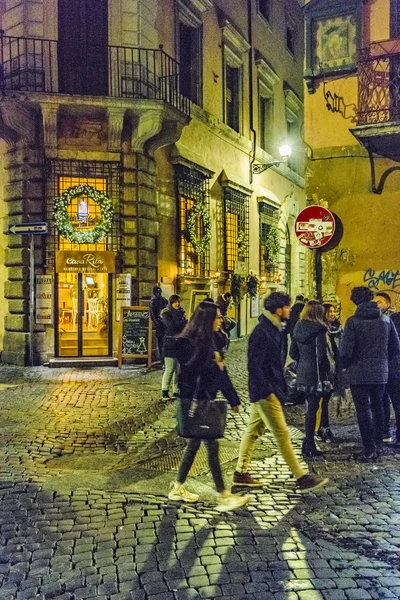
{"left": 56, "top": 273, "right": 112, "bottom": 357}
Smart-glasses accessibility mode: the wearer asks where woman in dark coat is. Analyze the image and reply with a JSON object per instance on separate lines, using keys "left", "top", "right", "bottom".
{"left": 289, "top": 301, "right": 331, "bottom": 458}
{"left": 315, "top": 303, "right": 343, "bottom": 442}
{"left": 161, "top": 295, "right": 187, "bottom": 399}
{"left": 169, "top": 301, "right": 249, "bottom": 512}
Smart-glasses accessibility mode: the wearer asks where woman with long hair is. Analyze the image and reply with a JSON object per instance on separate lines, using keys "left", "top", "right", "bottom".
{"left": 169, "top": 301, "right": 249, "bottom": 512}
{"left": 315, "top": 303, "right": 343, "bottom": 442}
{"left": 289, "top": 300, "right": 331, "bottom": 458}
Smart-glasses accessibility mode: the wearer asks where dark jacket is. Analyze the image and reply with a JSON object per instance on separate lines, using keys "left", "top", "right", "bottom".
{"left": 287, "top": 301, "right": 305, "bottom": 336}
{"left": 248, "top": 314, "right": 288, "bottom": 404}
{"left": 149, "top": 294, "right": 168, "bottom": 329}
{"left": 388, "top": 312, "right": 400, "bottom": 379}
{"left": 327, "top": 321, "right": 344, "bottom": 391}
{"left": 175, "top": 337, "right": 240, "bottom": 407}
{"left": 161, "top": 305, "right": 187, "bottom": 356}
{"left": 340, "top": 301, "right": 400, "bottom": 385}
{"left": 289, "top": 320, "right": 330, "bottom": 387}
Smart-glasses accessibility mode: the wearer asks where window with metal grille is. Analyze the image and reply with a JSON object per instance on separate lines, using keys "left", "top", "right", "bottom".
{"left": 175, "top": 164, "right": 210, "bottom": 277}
{"left": 224, "top": 188, "right": 249, "bottom": 273}
{"left": 259, "top": 203, "right": 278, "bottom": 276}
{"left": 45, "top": 159, "right": 121, "bottom": 271}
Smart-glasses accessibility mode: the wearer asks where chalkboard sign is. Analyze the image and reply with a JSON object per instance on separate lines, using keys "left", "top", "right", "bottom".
{"left": 118, "top": 306, "right": 153, "bottom": 369}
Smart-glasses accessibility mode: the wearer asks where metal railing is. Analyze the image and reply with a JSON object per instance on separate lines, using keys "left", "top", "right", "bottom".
{"left": 357, "top": 39, "right": 400, "bottom": 125}
{"left": 0, "top": 34, "right": 190, "bottom": 116}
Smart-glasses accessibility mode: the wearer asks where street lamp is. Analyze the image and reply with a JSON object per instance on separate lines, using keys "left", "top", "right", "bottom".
{"left": 252, "top": 144, "right": 292, "bottom": 174}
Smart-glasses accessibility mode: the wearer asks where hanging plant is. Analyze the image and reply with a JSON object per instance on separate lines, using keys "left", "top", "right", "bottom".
{"left": 237, "top": 230, "right": 249, "bottom": 259}
{"left": 186, "top": 202, "right": 211, "bottom": 255}
{"left": 246, "top": 273, "right": 259, "bottom": 298}
{"left": 264, "top": 225, "right": 280, "bottom": 266}
{"left": 230, "top": 273, "right": 245, "bottom": 304}
{"left": 53, "top": 184, "right": 114, "bottom": 244}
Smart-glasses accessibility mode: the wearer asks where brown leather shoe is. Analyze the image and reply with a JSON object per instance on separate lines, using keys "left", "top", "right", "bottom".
{"left": 296, "top": 474, "right": 329, "bottom": 493}
{"left": 232, "top": 471, "right": 263, "bottom": 487}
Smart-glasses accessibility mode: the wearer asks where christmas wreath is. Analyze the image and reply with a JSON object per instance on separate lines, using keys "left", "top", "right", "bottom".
{"left": 53, "top": 184, "right": 114, "bottom": 244}
{"left": 237, "top": 230, "right": 249, "bottom": 259}
{"left": 230, "top": 273, "right": 244, "bottom": 304}
{"left": 246, "top": 273, "right": 259, "bottom": 298}
{"left": 187, "top": 202, "right": 211, "bottom": 255}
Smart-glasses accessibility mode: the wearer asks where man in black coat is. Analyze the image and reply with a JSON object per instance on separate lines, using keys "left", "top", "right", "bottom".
{"left": 233, "top": 292, "right": 329, "bottom": 494}
{"left": 341, "top": 286, "right": 400, "bottom": 460}
{"left": 374, "top": 292, "right": 400, "bottom": 445}
{"left": 149, "top": 285, "right": 168, "bottom": 362}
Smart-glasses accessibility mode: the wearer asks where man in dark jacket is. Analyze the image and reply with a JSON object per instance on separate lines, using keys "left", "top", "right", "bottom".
{"left": 287, "top": 294, "right": 305, "bottom": 337}
{"left": 233, "top": 292, "right": 329, "bottom": 493}
{"left": 341, "top": 286, "right": 400, "bottom": 460}
{"left": 375, "top": 292, "right": 400, "bottom": 444}
{"left": 149, "top": 285, "right": 168, "bottom": 362}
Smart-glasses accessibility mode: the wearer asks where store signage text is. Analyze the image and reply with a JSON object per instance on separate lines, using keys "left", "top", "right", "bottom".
{"left": 36, "top": 275, "right": 53, "bottom": 325}
{"left": 56, "top": 251, "right": 115, "bottom": 273}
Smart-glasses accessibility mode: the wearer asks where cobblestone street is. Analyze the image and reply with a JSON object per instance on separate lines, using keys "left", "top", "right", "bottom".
{"left": 1, "top": 340, "right": 400, "bottom": 600}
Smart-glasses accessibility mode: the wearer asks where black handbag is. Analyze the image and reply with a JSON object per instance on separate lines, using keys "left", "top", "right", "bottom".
{"left": 176, "top": 377, "right": 227, "bottom": 439}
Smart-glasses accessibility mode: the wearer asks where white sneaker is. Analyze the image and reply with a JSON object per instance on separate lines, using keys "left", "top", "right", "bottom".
{"left": 168, "top": 482, "right": 199, "bottom": 503}
{"left": 215, "top": 492, "right": 250, "bottom": 513}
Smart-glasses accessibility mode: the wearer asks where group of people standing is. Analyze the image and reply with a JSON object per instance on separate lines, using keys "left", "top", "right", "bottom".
{"left": 146, "top": 283, "right": 400, "bottom": 513}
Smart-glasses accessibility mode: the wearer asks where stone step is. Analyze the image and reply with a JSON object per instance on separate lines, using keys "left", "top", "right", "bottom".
{"left": 49, "top": 357, "right": 118, "bottom": 368}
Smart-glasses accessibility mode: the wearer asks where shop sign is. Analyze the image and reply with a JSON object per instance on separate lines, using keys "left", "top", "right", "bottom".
{"left": 35, "top": 275, "right": 53, "bottom": 325}
{"left": 56, "top": 251, "right": 115, "bottom": 273}
{"left": 294, "top": 206, "right": 335, "bottom": 248}
{"left": 116, "top": 273, "right": 132, "bottom": 321}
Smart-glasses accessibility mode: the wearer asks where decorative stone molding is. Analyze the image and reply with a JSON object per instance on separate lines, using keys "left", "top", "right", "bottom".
{"left": 190, "top": 0, "right": 213, "bottom": 11}
{"left": 41, "top": 103, "right": 59, "bottom": 151}
{"left": 107, "top": 107, "right": 126, "bottom": 152}
{"left": 219, "top": 11, "right": 250, "bottom": 56}
{"left": 177, "top": 0, "right": 202, "bottom": 27}
{"left": 0, "top": 100, "right": 38, "bottom": 146}
{"left": 256, "top": 55, "right": 280, "bottom": 97}
{"left": 131, "top": 104, "right": 190, "bottom": 154}
{"left": 284, "top": 85, "right": 303, "bottom": 121}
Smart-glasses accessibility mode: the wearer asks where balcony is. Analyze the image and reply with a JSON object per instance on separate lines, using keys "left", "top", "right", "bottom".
{"left": 352, "top": 39, "right": 400, "bottom": 164}
{"left": 0, "top": 34, "right": 190, "bottom": 117}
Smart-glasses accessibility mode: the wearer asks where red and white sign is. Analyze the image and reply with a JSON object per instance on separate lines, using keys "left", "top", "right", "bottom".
{"left": 294, "top": 206, "right": 335, "bottom": 248}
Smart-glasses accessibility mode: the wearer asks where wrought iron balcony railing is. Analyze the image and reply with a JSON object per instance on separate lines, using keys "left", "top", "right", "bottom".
{"left": 0, "top": 34, "right": 190, "bottom": 116}
{"left": 357, "top": 39, "right": 400, "bottom": 126}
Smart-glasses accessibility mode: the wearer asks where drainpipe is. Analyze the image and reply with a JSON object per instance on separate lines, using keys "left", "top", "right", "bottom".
{"left": 248, "top": 0, "right": 256, "bottom": 184}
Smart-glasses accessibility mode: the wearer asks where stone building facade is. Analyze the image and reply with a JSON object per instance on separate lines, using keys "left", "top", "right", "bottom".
{"left": 303, "top": 0, "right": 400, "bottom": 319}
{"left": 0, "top": 0, "right": 308, "bottom": 365}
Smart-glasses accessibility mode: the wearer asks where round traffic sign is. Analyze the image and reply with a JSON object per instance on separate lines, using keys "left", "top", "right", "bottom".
{"left": 294, "top": 206, "right": 335, "bottom": 248}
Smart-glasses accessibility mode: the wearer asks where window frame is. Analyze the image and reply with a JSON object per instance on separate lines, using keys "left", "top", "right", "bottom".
{"left": 176, "top": 0, "right": 203, "bottom": 106}
{"left": 258, "top": 0, "right": 272, "bottom": 23}
{"left": 175, "top": 164, "right": 210, "bottom": 278}
{"left": 223, "top": 186, "right": 249, "bottom": 274}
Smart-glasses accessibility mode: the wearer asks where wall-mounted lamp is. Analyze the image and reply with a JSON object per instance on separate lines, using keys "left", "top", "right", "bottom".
{"left": 185, "top": 266, "right": 193, "bottom": 276}
{"left": 261, "top": 276, "right": 266, "bottom": 282}
{"left": 252, "top": 144, "right": 292, "bottom": 175}
{"left": 214, "top": 270, "right": 221, "bottom": 279}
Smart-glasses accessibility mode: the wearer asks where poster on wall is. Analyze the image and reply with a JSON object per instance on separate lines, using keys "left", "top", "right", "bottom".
{"left": 35, "top": 275, "right": 53, "bottom": 325}
{"left": 115, "top": 273, "right": 132, "bottom": 321}
{"left": 251, "top": 294, "right": 259, "bottom": 318}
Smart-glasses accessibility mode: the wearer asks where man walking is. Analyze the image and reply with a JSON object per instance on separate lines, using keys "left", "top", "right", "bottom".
{"left": 287, "top": 293, "right": 305, "bottom": 337}
{"left": 149, "top": 285, "right": 168, "bottom": 363}
{"left": 341, "top": 286, "right": 400, "bottom": 460}
{"left": 233, "top": 292, "right": 329, "bottom": 493}
{"left": 374, "top": 292, "right": 400, "bottom": 444}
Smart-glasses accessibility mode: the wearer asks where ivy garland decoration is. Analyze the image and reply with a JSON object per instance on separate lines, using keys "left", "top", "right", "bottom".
{"left": 230, "top": 273, "right": 245, "bottom": 304}
{"left": 246, "top": 273, "right": 259, "bottom": 298}
{"left": 265, "top": 225, "right": 280, "bottom": 266}
{"left": 237, "top": 230, "right": 249, "bottom": 259}
{"left": 53, "top": 184, "right": 114, "bottom": 244}
{"left": 187, "top": 202, "right": 211, "bottom": 255}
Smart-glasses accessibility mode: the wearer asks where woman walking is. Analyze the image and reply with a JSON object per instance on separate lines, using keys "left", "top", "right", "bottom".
{"left": 290, "top": 300, "right": 331, "bottom": 459}
{"left": 169, "top": 301, "right": 249, "bottom": 512}
{"left": 315, "top": 303, "right": 343, "bottom": 442}
{"left": 161, "top": 295, "right": 187, "bottom": 400}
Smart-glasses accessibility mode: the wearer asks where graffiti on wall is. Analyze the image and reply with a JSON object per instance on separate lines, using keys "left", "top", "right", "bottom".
{"left": 363, "top": 269, "right": 400, "bottom": 290}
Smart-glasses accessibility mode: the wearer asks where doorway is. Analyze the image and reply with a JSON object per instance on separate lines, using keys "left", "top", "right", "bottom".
{"left": 58, "top": 0, "right": 109, "bottom": 96}
{"left": 56, "top": 272, "right": 112, "bottom": 357}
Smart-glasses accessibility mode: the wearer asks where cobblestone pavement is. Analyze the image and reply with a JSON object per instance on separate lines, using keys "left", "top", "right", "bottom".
{"left": 1, "top": 341, "right": 400, "bottom": 600}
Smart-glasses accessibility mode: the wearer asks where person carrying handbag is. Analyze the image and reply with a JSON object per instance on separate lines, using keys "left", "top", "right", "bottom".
{"left": 289, "top": 300, "right": 331, "bottom": 459}
{"left": 169, "top": 301, "right": 250, "bottom": 513}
